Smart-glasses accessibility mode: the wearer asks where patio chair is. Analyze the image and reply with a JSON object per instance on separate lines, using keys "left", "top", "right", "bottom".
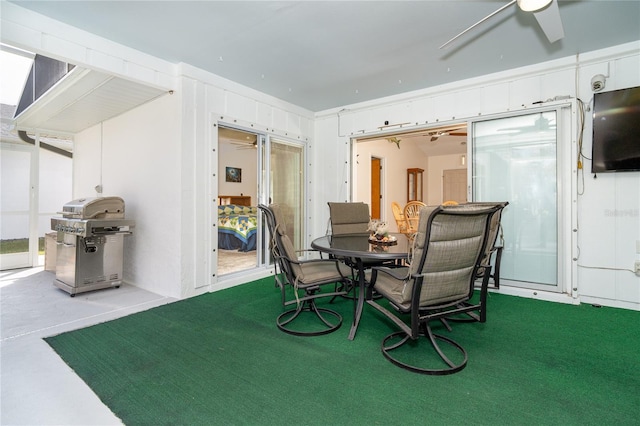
{"left": 471, "top": 202, "right": 509, "bottom": 289}
{"left": 327, "top": 202, "right": 370, "bottom": 235}
{"left": 259, "top": 204, "right": 350, "bottom": 336}
{"left": 327, "top": 201, "right": 397, "bottom": 281}
{"left": 365, "top": 203, "right": 499, "bottom": 375}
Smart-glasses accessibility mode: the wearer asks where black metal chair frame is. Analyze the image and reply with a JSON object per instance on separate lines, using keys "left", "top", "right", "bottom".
{"left": 366, "top": 205, "right": 499, "bottom": 375}
{"left": 259, "top": 204, "right": 350, "bottom": 337}
{"left": 448, "top": 201, "right": 509, "bottom": 324}
{"left": 473, "top": 201, "right": 509, "bottom": 289}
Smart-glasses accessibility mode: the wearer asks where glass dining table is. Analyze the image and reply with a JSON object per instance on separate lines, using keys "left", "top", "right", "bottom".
{"left": 310, "top": 233, "right": 410, "bottom": 340}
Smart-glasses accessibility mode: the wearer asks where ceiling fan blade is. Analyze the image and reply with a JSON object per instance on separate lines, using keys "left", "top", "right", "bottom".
{"left": 439, "top": 0, "right": 517, "bottom": 49}
{"left": 532, "top": 0, "right": 564, "bottom": 43}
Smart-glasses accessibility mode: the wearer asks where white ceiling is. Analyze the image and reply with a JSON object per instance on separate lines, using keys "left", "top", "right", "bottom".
{"left": 9, "top": 1, "right": 640, "bottom": 112}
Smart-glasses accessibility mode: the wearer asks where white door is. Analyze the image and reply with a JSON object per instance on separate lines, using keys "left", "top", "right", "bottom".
{"left": 442, "top": 169, "right": 467, "bottom": 203}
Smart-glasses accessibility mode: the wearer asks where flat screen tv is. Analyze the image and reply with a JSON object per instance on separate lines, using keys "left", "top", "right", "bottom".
{"left": 591, "top": 85, "right": 640, "bottom": 173}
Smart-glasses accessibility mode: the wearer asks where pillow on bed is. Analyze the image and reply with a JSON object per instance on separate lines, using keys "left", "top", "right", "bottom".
{"left": 218, "top": 204, "right": 257, "bottom": 216}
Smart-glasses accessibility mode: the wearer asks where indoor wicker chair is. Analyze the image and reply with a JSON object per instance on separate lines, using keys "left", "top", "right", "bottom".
{"left": 391, "top": 201, "right": 409, "bottom": 235}
{"left": 365, "top": 203, "right": 499, "bottom": 375}
{"left": 403, "top": 200, "right": 426, "bottom": 236}
{"left": 259, "top": 204, "right": 350, "bottom": 336}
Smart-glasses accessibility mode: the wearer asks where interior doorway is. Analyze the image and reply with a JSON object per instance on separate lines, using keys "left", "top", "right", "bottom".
{"left": 217, "top": 126, "right": 259, "bottom": 276}
{"left": 370, "top": 157, "right": 382, "bottom": 219}
{"left": 354, "top": 123, "right": 467, "bottom": 231}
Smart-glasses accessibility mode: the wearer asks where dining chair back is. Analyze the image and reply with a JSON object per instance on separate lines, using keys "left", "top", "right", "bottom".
{"left": 403, "top": 201, "right": 426, "bottom": 235}
{"left": 391, "top": 201, "right": 409, "bottom": 234}
{"left": 327, "top": 202, "right": 370, "bottom": 235}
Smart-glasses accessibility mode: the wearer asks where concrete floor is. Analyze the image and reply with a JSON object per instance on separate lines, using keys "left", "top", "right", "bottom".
{"left": 0, "top": 266, "right": 175, "bottom": 425}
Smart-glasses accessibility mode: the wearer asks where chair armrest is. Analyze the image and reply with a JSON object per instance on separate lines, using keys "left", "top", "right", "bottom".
{"left": 374, "top": 266, "right": 410, "bottom": 281}
{"left": 295, "top": 248, "right": 326, "bottom": 259}
{"left": 276, "top": 253, "right": 344, "bottom": 270}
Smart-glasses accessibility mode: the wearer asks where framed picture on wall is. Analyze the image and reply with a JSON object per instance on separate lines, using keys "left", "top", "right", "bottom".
{"left": 225, "top": 167, "right": 242, "bottom": 183}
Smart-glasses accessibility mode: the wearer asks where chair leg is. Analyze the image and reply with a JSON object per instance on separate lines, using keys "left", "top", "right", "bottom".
{"left": 277, "top": 297, "right": 343, "bottom": 337}
{"left": 491, "top": 247, "right": 503, "bottom": 288}
{"left": 424, "top": 325, "right": 468, "bottom": 375}
{"left": 380, "top": 324, "right": 468, "bottom": 375}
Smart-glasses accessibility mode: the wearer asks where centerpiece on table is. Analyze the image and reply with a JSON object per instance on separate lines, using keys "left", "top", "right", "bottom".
{"left": 367, "top": 220, "right": 397, "bottom": 245}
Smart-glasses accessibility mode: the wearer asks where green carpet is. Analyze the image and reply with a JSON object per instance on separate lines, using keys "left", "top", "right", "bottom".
{"left": 45, "top": 278, "right": 640, "bottom": 425}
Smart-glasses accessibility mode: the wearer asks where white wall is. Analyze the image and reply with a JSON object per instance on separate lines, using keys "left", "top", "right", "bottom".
{"left": 575, "top": 50, "right": 640, "bottom": 310}
{"left": 73, "top": 93, "right": 183, "bottom": 297}
{"left": 314, "top": 42, "right": 640, "bottom": 310}
{"left": 309, "top": 115, "right": 350, "bottom": 239}
{"left": 218, "top": 142, "right": 258, "bottom": 201}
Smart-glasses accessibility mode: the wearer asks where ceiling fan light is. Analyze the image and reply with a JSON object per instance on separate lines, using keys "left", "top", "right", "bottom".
{"left": 517, "top": 0, "right": 552, "bottom": 12}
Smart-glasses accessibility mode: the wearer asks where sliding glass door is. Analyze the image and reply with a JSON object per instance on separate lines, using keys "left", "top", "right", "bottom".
{"left": 214, "top": 126, "right": 306, "bottom": 278}
{"left": 472, "top": 110, "right": 559, "bottom": 289}
{"left": 266, "top": 138, "right": 305, "bottom": 252}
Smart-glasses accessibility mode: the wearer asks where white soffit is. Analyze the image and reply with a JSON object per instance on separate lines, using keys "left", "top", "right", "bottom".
{"left": 14, "top": 66, "right": 167, "bottom": 136}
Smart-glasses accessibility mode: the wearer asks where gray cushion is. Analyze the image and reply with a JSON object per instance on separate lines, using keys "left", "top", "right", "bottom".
{"left": 374, "top": 205, "right": 492, "bottom": 309}
{"left": 328, "top": 202, "right": 370, "bottom": 235}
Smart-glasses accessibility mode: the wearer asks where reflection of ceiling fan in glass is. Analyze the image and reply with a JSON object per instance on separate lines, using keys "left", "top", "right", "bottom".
{"left": 231, "top": 140, "right": 257, "bottom": 150}
{"left": 401, "top": 126, "right": 467, "bottom": 142}
{"left": 498, "top": 116, "right": 556, "bottom": 134}
{"left": 428, "top": 129, "right": 467, "bottom": 142}
{"left": 219, "top": 127, "right": 257, "bottom": 149}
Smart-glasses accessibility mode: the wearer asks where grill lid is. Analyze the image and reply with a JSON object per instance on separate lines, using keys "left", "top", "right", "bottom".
{"left": 60, "top": 196, "right": 125, "bottom": 219}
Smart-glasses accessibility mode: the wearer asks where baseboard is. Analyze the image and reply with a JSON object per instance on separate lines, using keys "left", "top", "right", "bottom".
{"left": 211, "top": 266, "right": 275, "bottom": 293}
{"left": 489, "top": 285, "right": 579, "bottom": 305}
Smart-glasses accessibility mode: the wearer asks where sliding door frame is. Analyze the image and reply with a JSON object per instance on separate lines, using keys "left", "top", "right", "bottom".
{"left": 210, "top": 118, "right": 310, "bottom": 288}
{"left": 467, "top": 101, "right": 577, "bottom": 296}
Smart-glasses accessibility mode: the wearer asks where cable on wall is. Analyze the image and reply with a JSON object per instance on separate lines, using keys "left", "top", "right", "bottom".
{"left": 95, "top": 122, "right": 104, "bottom": 196}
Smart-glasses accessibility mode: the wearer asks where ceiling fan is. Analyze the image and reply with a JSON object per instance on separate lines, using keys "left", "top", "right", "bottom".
{"left": 439, "top": 0, "right": 564, "bottom": 49}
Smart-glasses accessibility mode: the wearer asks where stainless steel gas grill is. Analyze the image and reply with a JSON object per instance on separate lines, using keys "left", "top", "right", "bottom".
{"left": 51, "top": 197, "right": 135, "bottom": 296}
